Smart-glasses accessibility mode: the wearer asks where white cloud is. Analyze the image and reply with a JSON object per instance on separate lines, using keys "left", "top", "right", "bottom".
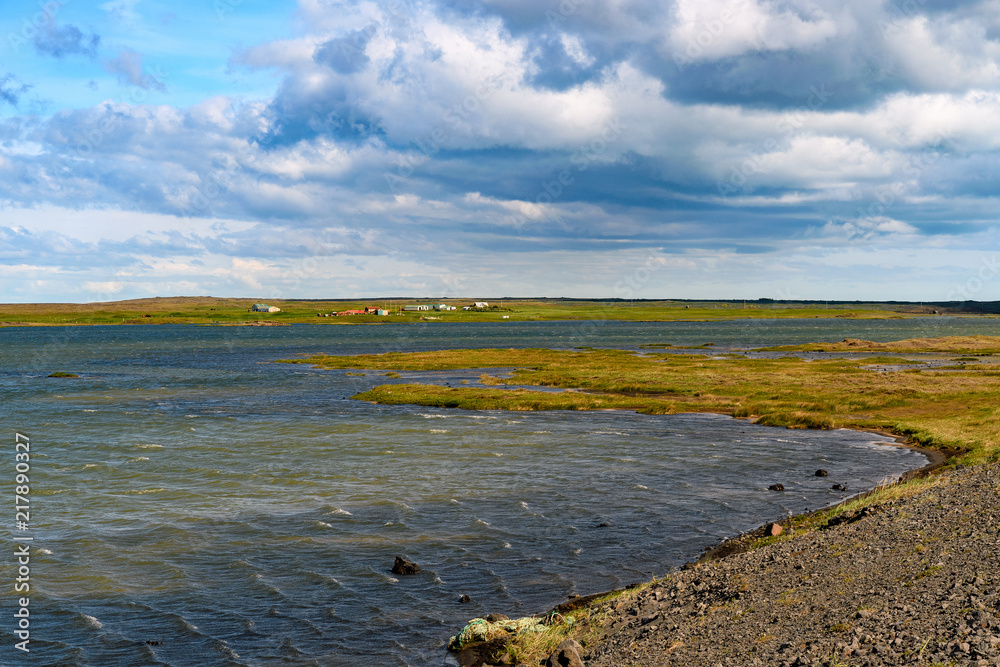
{"left": 670, "top": 0, "right": 838, "bottom": 61}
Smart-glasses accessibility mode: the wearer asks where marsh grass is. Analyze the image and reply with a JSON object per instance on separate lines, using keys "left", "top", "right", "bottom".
{"left": 294, "top": 341, "right": 1000, "bottom": 463}
{"left": 496, "top": 582, "right": 655, "bottom": 665}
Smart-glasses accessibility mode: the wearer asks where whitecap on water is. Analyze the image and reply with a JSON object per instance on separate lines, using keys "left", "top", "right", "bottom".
{"left": 325, "top": 508, "right": 353, "bottom": 516}
{"left": 127, "top": 457, "right": 150, "bottom": 462}
{"left": 418, "top": 413, "right": 448, "bottom": 419}
{"left": 38, "top": 548, "right": 53, "bottom": 555}
{"left": 80, "top": 614, "right": 103, "bottom": 629}
{"left": 82, "top": 409, "right": 98, "bottom": 412}
{"left": 429, "top": 429, "right": 449, "bottom": 434}
{"left": 520, "top": 501, "right": 530, "bottom": 510}
{"left": 313, "top": 521, "right": 333, "bottom": 528}
{"left": 475, "top": 519, "right": 490, "bottom": 527}
{"left": 503, "top": 542, "right": 511, "bottom": 549}
{"left": 123, "top": 488, "right": 166, "bottom": 495}
{"left": 135, "top": 444, "right": 163, "bottom": 449}
{"left": 634, "top": 484, "right": 649, "bottom": 490}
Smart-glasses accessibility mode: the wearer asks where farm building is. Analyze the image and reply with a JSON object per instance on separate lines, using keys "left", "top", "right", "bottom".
{"left": 251, "top": 303, "right": 270, "bottom": 312}
{"left": 433, "top": 304, "right": 457, "bottom": 311}
{"left": 403, "top": 305, "right": 430, "bottom": 311}
{"left": 337, "top": 309, "right": 367, "bottom": 316}
{"left": 268, "top": 306, "right": 281, "bottom": 313}
{"left": 474, "top": 302, "right": 489, "bottom": 308}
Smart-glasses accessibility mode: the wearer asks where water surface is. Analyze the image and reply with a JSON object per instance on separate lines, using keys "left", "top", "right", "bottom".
{"left": 2, "top": 319, "right": 989, "bottom": 665}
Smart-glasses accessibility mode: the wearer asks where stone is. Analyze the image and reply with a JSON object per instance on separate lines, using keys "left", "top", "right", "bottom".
{"left": 769, "top": 483, "right": 785, "bottom": 492}
{"left": 486, "top": 613, "right": 509, "bottom": 622}
{"left": 544, "top": 639, "right": 585, "bottom": 667}
{"left": 391, "top": 556, "right": 421, "bottom": 575}
{"left": 815, "top": 469, "right": 829, "bottom": 477}
{"left": 768, "top": 523, "right": 783, "bottom": 537}
{"left": 459, "top": 594, "right": 471, "bottom": 603}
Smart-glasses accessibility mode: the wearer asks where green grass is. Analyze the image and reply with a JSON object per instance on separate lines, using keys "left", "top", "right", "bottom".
{"left": 285, "top": 340, "right": 1000, "bottom": 464}
{"left": 0, "top": 296, "right": 926, "bottom": 326}
{"left": 761, "top": 336, "right": 1000, "bottom": 354}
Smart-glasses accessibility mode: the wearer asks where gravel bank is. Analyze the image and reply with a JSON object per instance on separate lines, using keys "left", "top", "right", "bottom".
{"left": 585, "top": 463, "right": 1000, "bottom": 666}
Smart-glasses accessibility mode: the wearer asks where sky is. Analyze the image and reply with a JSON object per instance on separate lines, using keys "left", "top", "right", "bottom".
{"left": 1, "top": 0, "right": 1000, "bottom": 302}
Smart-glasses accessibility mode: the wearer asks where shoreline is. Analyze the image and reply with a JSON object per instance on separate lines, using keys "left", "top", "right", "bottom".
{"left": 449, "top": 421, "right": 954, "bottom": 667}
{"left": 581, "top": 458, "right": 1000, "bottom": 666}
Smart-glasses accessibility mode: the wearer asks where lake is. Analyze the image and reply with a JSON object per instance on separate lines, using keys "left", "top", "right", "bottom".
{"left": 1, "top": 317, "right": 996, "bottom": 665}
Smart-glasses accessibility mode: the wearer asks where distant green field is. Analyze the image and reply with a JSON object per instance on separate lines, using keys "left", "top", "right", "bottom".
{"left": 0, "top": 296, "right": 921, "bottom": 326}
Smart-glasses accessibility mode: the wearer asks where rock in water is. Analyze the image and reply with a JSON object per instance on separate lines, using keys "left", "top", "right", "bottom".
{"left": 768, "top": 483, "right": 785, "bottom": 492}
{"left": 459, "top": 594, "right": 471, "bottom": 603}
{"left": 391, "top": 556, "right": 421, "bottom": 575}
{"left": 545, "top": 639, "right": 585, "bottom": 667}
{"left": 815, "top": 469, "right": 829, "bottom": 477}
{"left": 767, "top": 523, "right": 783, "bottom": 537}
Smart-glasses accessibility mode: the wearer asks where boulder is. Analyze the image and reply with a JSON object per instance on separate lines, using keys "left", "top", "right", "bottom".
{"left": 544, "top": 639, "right": 585, "bottom": 667}
{"left": 486, "top": 613, "right": 509, "bottom": 622}
{"left": 767, "top": 522, "right": 783, "bottom": 537}
{"left": 391, "top": 556, "right": 421, "bottom": 575}
{"left": 815, "top": 469, "right": 829, "bottom": 477}
{"left": 768, "top": 483, "right": 785, "bottom": 492}
{"left": 459, "top": 594, "right": 471, "bottom": 603}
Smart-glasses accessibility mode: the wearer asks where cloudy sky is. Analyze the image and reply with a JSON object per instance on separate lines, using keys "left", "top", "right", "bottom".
{"left": 1, "top": 0, "right": 999, "bottom": 302}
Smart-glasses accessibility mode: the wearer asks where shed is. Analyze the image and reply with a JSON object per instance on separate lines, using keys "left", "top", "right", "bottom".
{"left": 251, "top": 303, "right": 270, "bottom": 312}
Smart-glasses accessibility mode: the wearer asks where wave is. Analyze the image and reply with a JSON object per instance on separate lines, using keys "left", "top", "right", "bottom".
{"left": 80, "top": 614, "right": 103, "bottom": 629}
{"left": 325, "top": 508, "right": 353, "bottom": 516}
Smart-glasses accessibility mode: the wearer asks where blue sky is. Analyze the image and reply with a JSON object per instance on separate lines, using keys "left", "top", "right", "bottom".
{"left": 1, "top": 0, "right": 1000, "bottom": 302}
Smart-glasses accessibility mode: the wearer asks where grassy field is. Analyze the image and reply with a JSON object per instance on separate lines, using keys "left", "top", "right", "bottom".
{"left": 0, "top": 296, "right": 927, "bottom": 326}
{"left": 284, "top": 341, "right": 1000, "bottom": 464}
{"left": 761, "top": 335, "right": 1000, "bottom": 353}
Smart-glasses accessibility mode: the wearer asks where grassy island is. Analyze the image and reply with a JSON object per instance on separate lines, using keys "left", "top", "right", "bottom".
{"left": 284, "top": 339, "right": 1000, "bottom": 464}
